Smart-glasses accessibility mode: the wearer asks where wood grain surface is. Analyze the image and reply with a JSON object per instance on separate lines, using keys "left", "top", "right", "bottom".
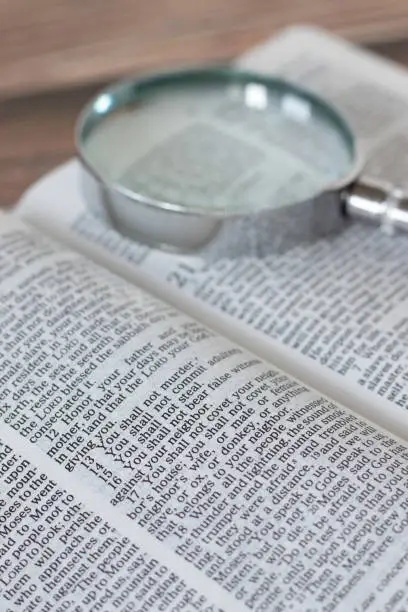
{"left": 2, "top": 0, "right": 408, "bottom": 99}
{"left": 2, "top": 0, "right": 408, "bottom": 208}
{"left": 0, "top": 85, "right": 101, "bottom": 208}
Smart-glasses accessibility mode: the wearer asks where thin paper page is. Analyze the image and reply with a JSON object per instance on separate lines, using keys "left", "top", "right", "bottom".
{"left": 3, "top": 217, "right": 408, "bottom": 610}
{"left": 16, "top": 27, "right": 408, "bottom": 432}
{"left": 0, "top": 429, "right": 230, "bottom": 612}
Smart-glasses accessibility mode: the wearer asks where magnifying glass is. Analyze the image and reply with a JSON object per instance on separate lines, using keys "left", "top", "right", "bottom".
{"left": 76, "top": 67, "right": 408, "bottom": 256}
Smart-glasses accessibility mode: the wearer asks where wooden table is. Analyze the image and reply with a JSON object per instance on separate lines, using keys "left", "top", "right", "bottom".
{"left": 2, "top": 0, "right": 408, "bottom": 208}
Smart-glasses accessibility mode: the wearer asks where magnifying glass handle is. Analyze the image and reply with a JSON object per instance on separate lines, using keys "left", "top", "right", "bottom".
{"left": 343, "top": 179, "right": 408, "bottom": 234}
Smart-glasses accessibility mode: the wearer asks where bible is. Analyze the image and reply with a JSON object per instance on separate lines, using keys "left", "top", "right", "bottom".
{"left": 1, "top": 25, "right": 408, "bottom": 612}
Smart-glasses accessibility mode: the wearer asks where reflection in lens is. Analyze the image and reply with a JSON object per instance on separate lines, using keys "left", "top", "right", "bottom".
{"left": 81, "top": 72, "right": 355, "bottom": 215}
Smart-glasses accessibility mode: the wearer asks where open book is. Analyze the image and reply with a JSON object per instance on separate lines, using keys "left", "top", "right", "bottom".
{"left": 1, "top": 25, "right": 408, "bottom": 611}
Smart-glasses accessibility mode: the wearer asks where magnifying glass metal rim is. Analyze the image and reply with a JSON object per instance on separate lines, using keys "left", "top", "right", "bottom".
{"left": 76, "top": 66, "right": 363, "bottom": 222}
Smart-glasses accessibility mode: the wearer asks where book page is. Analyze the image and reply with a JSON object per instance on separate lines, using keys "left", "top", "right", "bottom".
{"left": 3, "top": 217, "right": 408, "bottom": 611}
{"left": 17, "top": 27, "right": 408, "bottom": 429}
{"left": 0, "top": 429, "right": 228, "bottom": 612}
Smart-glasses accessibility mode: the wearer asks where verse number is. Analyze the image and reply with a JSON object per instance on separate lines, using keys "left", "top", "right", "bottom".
{"left": 44, "top": 427, "right": 59, "bottom": 442}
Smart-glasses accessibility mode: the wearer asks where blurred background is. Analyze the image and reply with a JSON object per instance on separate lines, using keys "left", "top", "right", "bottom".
{"left": 2, "top": 0, "right": 408, "bottom": 207}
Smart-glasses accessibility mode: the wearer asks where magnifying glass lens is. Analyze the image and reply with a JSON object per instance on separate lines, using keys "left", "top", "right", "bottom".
{"left": 80, "top": 71, "right": 355, "bottom": 216}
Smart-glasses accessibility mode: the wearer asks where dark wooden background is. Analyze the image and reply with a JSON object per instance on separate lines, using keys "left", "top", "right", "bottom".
{"left": 2, "top": 0, "right": 408, "bottom": 208}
